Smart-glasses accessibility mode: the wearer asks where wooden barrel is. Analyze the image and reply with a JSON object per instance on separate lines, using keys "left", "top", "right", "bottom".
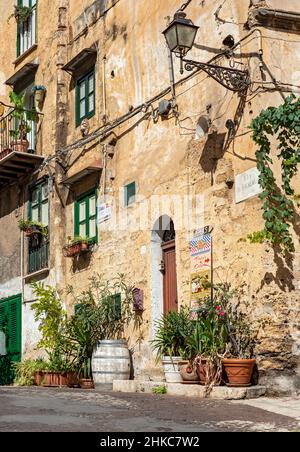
{"left": 92, "top": 340, "right": 131, "bottom": 386}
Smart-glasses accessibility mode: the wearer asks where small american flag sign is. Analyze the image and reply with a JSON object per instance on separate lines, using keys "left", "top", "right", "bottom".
{"left": 190, "top": 234, "right": 212, "bottom": 257}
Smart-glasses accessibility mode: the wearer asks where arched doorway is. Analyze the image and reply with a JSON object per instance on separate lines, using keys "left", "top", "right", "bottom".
{"left": 151, "top": 216, "right": 178, "bottom": 333}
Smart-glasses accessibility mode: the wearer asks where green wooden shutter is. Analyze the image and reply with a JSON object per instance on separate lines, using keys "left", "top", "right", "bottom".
{"left": 7, "top": 298, "right": 22, "bottom": 361}
{"left": 125, "top": 182, "right": 136, "bottom": 207}
{"left": 0, "top": 296, "right": 22, "bottom": 362}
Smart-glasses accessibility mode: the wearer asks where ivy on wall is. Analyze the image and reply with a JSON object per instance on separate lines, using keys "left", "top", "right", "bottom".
{"left": 249, "top": 94, "right": 300, "bottom": 254}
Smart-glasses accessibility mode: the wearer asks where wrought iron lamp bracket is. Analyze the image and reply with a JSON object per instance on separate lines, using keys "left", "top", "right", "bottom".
{"left": 182, "top": 58, "right": 250, "bottom": 92}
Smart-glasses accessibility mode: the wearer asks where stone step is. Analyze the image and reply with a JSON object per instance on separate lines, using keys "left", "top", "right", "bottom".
{"left": 113, "top": 380, "right": 266, "bottom": 400}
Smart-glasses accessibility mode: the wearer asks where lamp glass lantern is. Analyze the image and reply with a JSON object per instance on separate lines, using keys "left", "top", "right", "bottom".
{"left": 163, "top": 12, "right": 199, "bottom": 58}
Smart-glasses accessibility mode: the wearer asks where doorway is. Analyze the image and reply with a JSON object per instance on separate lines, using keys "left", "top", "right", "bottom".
{"left": 151, "top": 217, "right": 178, "bottom": 336}
{"left": 162, "top": 240, "right": 178, "bottom": 313}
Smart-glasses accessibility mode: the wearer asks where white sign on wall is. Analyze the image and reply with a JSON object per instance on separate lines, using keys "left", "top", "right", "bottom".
{"left": 98, "top": 201, "right": 112, "bottom": 224}
{"left": 235, "top": 168, "right": 262, "bottom": 204}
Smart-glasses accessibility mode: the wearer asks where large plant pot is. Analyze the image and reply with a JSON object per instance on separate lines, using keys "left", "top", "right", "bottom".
{"left": 223, "top": 359, "right": 256, "bottom": 387}
{"left": 79, "top": 378, "right": 95, "bottom": 390}
{"left": 34, "top": 371, "right": 45, "bottom": 386}
{"left": 92, "top": 340, "right": 131, "bottom": 387}
{"left": 59, "top": 373, "right": 69, "bottom": 387}
{"left": 11, "top": 139, "right": 29, "bottom": 153}
{"left": 41, "top": 372, "right": 61, "bottom": 387}
{"left": 180, "top": 363, "right": 199, "bottom": 383}
{"left": 196, "top": 359, "right": 220, "bottom": 386}
{"left": 162, "top": 356, "right": 182, "bottom": 384}
{"left": 67, "top": 372, "right": 80, "bottom": 388}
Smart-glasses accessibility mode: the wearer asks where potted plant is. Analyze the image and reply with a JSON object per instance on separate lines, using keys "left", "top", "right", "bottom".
{"left": 188, "top": 298, "right": 228, "bottom": 388}
{"left": 31, "top": 283, "right": 77, "bottom": 387}
{"left": 32, "top": 86, "right": 47, "bottom": 111}
{"left": 32, "top": 85, "right": 47, "bottom": 103}
{"left": 8, "top": 4, "right": 34, "bottom": 24}
{"left": 214, "top": 283, "right": 257, "bottom": 387}
{"left": 18, "top": 219, "right": 48, "bottom": 238}
{"left": 68, "top": 274, "right": 136, "bottom": 387}
{"left": 63, "top": 236, "right": 92, "bottom": 257}
{"left": 9, "top": 92, "right": 37, "bottom": 153}
{"left": 151, "top": 307, "right": 194, "bottom": 384}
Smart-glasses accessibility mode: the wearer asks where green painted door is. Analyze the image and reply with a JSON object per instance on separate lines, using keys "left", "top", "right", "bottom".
{"left": 0, "top": 295, "right": 22, "bottom": 363}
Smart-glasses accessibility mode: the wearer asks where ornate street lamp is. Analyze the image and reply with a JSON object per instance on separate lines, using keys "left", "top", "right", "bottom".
{"left": 163, "top": 12, "right": 250, "bottom": 92}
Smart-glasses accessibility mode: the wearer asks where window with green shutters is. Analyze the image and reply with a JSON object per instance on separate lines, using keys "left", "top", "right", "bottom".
{"left": 17, "top": 0, "right": 37, "bottom": 57}
{"left": 0, "top": 295, "right": 22, "bottom": 363}
{"left": 76, "top": 69, "right": 95, "bottom": 127}
{"left": 75, "top": 189, "right": 98, "bottom": 243}
{"left": 124, "top": 182, "right": 136, "bottom": 207}
{"left": 28, "top": 180, "right": 49, "bottom": 274}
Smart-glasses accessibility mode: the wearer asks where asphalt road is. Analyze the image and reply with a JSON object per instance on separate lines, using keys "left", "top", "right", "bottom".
{"left": 0, "top": 387, "right": 298, "bottom": 432}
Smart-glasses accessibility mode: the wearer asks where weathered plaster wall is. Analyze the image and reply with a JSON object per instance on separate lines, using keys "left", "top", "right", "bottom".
{"left": 58, "top": 0, "right": 300, "bottom": 393}
{"left": 1, "top": 0, "right": 300, "bottom": 394}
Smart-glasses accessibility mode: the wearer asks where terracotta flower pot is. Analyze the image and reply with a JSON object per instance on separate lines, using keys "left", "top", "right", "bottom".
{"left": 67, "top": 372, "right": 80, "bottom": 388}
{"left": 41, "top": 372, "right": 61, "bottom": 387}
{"left": 223, "top": 358, "right": 256, "bottom": 387}
{"left": 34, "top": 371, "right": 45, "bottom": 386}
{"left": 59, "top": 373, "right": 69, "bottom": 387}
{"left": 81, "top": 242, "right": 89, "bottom": 251}
{"left": 64, "top": 243, "right": 82, "bottom": 258}
{"left": 180, "top": 363, "right": 199, "bottom": 382}
{"left": 24, "top": 228, "right": 34, "bottom": 237}
{"left": 196, "top": 359, "right": 220, "bottom": 386}
{"left": 11, "top": 139, "right": 29, "bottom": 153}
{"left": 79, "top": 378, "right": 95, "bottom": 390}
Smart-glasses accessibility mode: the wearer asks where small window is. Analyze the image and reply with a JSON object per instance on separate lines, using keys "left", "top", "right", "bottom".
{"left": 17, "top": 0, "right": 37, "bottom": 57}
{"left": 75, "top": 189, "right": 98, "bottom": 242}
{"left": 76, "top": 69, "right": 95, "bottom": 127}
{"left": 124, "top": 182, "right": 136, "bottom": 207}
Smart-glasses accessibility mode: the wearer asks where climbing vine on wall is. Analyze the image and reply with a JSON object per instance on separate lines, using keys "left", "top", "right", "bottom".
{"left": 249, "top": 94, "right": 300, "bottom": 254}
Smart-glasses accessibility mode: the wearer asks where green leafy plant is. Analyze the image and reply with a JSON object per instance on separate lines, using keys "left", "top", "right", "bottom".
{"left": 152, "top": 385, "right": 167, "bottom": 395}
{"left": 31, "top": 283, "right": 74, "bottom": 372}
{"left": 213, "top": 283, "right": 256, "bottom": 359}
{"left": 9, "top": 91, "right": 37, "bottom": 140}
{"left": 151, "top": 307, "right": 194, "bottom": 361}
{"left": 8, "top": 5, "right": 34, "bottom": 24}
{"left": 18, "top": 219, "right": 48, "bottom": 238}
{"left": 13, "top": 359, "right": 48, "bottom": 386}
{"left": 250, "top": 94, "right": 300, "bottom": 254}
{"left": 67, "top": 274, "right": 135, "bottom": 342}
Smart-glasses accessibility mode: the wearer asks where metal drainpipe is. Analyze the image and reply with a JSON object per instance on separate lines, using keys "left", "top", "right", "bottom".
{"left": 21, "top": 188, "right": 25, "bottom": 307}
{"left": 102, "top": 56, "right": 107, "bottom": 122}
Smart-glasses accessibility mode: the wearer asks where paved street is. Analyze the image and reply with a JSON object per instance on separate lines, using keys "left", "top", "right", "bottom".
{"left": 0, "top": 387, "right": 299, "bottom": 432}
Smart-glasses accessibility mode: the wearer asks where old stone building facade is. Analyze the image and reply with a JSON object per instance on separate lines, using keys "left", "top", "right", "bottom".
{"left": 0, "top": 0, "right": 300, "bottom": 395}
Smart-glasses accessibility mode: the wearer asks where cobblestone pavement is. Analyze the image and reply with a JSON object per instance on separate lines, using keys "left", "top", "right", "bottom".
{"left": 0, "top": 387, "right": 299, "bottom": 432}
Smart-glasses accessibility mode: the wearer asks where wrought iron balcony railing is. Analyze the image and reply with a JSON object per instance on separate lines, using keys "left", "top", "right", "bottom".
{"left": 0, "top": 107, "right": 40, "bottom": 160}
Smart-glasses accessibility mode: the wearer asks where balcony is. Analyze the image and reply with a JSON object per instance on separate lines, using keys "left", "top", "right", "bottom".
{"left": 28, "top": 240, "right": 49, "bottom": 275}
{"left": 0, "top": 107, "right": 43, "bottom": 189}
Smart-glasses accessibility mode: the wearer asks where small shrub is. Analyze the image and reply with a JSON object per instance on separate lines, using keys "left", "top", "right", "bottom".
{"left": 152, "top": 385, "right": 167, "bottom": 395}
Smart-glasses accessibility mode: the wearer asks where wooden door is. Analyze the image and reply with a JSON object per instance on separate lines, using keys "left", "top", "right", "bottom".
{"left": 162, "top": 240, "right": 178, "bottom": 314}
